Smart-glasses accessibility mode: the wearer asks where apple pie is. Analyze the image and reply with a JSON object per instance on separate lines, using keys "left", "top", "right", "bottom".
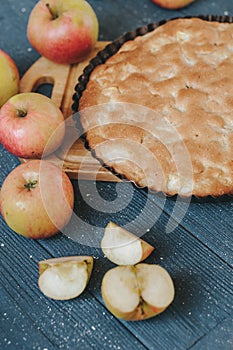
{"left": 73, "top": 16, "right": 233, "bottom": 197}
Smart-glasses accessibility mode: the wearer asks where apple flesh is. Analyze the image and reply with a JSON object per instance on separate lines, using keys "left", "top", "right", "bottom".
{"left": 0, "top": 160, "right": 74, "bottom": 239}
{"left": 27, "top": 0, "right": 99, "bottom": 64}
{"left": 101, "top": 264, "right": 175, "bottom": 321}
{"left": 0, "top": 92, "right": 65, "bottom": 159}
{"left": 0, "top": 49, "right": 19, "bottom": 107}
{"left": 151, "top": 0, "right": 195, "bottom": 9}
{"left": 38, "top": 256, "right": 93, "bottom": 300}
{"left": 101, "top": 222, "right": 154, "bottom": 265}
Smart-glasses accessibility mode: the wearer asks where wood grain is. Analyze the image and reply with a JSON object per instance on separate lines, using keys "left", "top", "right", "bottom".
{"left": 190, "top": 317, "right": 233, "bottom": 350}
{"left": 147, "top": 192, "right": 233, "bottom": 266}
{"left": 1, "top": 0, "right": 233, "bottom": 349}
{"left": 0, "top": 217, "right": 147, "bottom": 350}
{"left": 37, "top": 180, "right": 233, "bottom": 350}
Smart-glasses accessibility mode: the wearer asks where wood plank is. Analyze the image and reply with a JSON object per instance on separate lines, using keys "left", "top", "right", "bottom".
{"left": 0, "top": 146, "right": 21, "bottom": 185}
{"left": 68, "top": 177, "right": 233, "bottom": 266}
{"left": 1, "top": 1, "right": 233, "bottom": 349}
{"left": 0, "top": 219, "right": 147, "bottom": 350}
{"left": 1, "top": 152, "right": 232, "bottom": 349}
{"left": 37, "top": 180, "right": 233, "bottom": 350}
{"left": 1, "top": 287, "right": 56, "bottom": 350}
{"left": 147, "top": 192, "right": 233, "bottom": 266}
{"left": 189, "top": 317, "right": 233, "bottom": 350}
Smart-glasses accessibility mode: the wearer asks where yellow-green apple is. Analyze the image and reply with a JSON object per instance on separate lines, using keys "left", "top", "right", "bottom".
{"left": 27, "top": 0, "right": 99, "bottom": 64}
{"left": 38, "top": 256, "right": 93, "bottom": 300}
{"left": 0, "top": 160, "right": 74, "bottom": 239}
{"left": 101, "top": 264, "right": 175, "bottom": 321}
{"left": 0, "top": 92, "right": 65, "bottom": 159}
{"left": 151, "top": 0, "right": 195, "bottom": 9}
{"left": 101, "top": 221, "right": 154, "bottom": 265}
{"left": 0, "top": 49, "right": 19, "bottom": 107}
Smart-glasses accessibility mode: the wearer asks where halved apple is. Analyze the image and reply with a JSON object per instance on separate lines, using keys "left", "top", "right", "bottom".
{"left": 101, "top": 264, "right": 175, "bottom": 321}
{"left": 38, "top": 256, "right": 93, "bottom": 300}
{"left": 101, "top": 222, "right": 154, "bottom": 265}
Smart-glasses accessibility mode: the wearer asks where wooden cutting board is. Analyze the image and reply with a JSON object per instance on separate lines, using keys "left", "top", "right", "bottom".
{"left": 19, "top": 42, "right": 120, "bottom": 182}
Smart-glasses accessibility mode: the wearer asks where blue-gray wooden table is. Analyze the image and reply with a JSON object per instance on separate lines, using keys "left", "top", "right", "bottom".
{"left": 1, "top": 1, "right": 233, "bottom": 349}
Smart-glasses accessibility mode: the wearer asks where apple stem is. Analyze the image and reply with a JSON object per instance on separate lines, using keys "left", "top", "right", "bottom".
{"left": 16, "top": 109, "right": 27, "bottom": 118}
{"left": 46, "top": 3, "right": 58, "bottom": 20}
{"left": 24, "top": 180, "right": 38, "bottom": 191}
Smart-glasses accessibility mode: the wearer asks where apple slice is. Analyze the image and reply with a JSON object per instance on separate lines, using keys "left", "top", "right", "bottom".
{"left": 101, "top": 264, "right": 174, "bottom": 321}
{"left": 101, "top": 221, "right": 154, "bottom": 265}
{"left": 38, "top": 256, "right": 93, "bottom": 300}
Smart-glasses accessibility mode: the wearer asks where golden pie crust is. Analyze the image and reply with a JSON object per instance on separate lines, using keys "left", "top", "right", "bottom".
{"left": 78, "top": 18, "right": 233, "bottom": 197}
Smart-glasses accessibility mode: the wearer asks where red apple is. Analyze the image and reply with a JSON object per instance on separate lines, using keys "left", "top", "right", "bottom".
{"left": 27, "top": 0, "right": 99, "bottom": 64}
{"left": 0, "top": 49, "right": 19, "bottom": 107}
{"left": 0, "top": 160, "right": 74, "bottom": 239}
{"left": 0, "top": 92, "right": 65, "bottom": 159}
{"left": 151, "top": 0, "right": 195, "bottom": 9}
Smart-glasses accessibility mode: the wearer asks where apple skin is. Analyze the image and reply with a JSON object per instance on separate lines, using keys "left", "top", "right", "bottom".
{"left": 140, "top": 239, "right": 154, "bottom": 261}
{"left": 0, "top": 160, "right": 74, "bottom": 239}
{"left": 39, "top": 256, "right": 93, "bottom": 276}
{"left": 0, "top": 92, "right": 65, "bottom": 159}
{"left": 27, "top": 0, "right": 99, "bottom": 64}
{"left": 151, "top": 0, "right": 195, "bottom": 9}
{"left": 0, "top": 49, "right": 19, "bottom": 107}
